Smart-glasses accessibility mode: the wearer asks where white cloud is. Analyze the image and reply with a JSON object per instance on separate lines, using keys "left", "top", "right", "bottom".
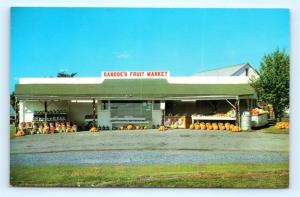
{"left": 115, "top": 52, "right": 130, "bottom": 59}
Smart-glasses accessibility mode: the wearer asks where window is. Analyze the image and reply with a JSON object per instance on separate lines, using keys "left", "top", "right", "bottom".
{"left": 110, "top": 100, "right": 152, "bottom": 120}
{"left": 245, "top": 68, "right": 249, "bottom": 76}
{"left": 153, "top": 101, "right": 160, "bottom": 110}
{"left": 101, "top": 101, "right": 109, "bottom": 110}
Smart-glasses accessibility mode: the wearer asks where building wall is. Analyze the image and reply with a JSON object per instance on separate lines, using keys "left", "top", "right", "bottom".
{"left": 96, "top": 100, "right": 162, "bottom": 128}
{"left": 97, "top": 100, "right": 111, "bottom": 128}
{"left": 234, "top": 67, "right": 258, "bottom": 79}
{"left": 152, "top": 110, "right": 162, "bottom": 126}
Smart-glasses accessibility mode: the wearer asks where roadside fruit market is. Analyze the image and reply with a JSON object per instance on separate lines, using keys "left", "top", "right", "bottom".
{"left": 13, "top": 69, "right": 278, "bottom": 136}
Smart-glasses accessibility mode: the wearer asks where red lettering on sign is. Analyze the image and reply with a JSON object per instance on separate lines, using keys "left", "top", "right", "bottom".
{"left": 103, "top": 71, "right": 169, "bottom": 78}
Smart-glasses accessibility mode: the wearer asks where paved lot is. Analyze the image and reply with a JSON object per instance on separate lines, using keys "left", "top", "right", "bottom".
{"left": 10, "top": 130, "right": 289, "bottom": 166}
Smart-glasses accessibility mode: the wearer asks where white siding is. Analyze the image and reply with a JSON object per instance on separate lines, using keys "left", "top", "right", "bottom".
{"left": 97, "top": 100, "right": 111, "bottom": 128}
{"left": 167, "top": 76, "right": 249, "bottom": 84}
{"left": 20, "top": 77, "right": 104, "bottom": 84}
{"left": 152, "top": 110, "right": 162, "bottom": 126}
{"left": 233, "top": 66, "right": 258, "bottom": 79}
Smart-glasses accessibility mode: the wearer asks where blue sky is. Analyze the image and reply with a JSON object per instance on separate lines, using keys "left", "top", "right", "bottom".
{"left": 10, "top": 8, "right": 289, "bottom": 92}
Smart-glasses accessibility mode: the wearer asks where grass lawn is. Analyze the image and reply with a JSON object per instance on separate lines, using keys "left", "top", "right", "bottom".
{"left": 10, "top": 163, "right": 288, "bottom": 188}
{"left": 255, "top": 125, "right": 289, "bottom": 134}
{"left": 10, "top": 125, "right": 16, "bottom": 139}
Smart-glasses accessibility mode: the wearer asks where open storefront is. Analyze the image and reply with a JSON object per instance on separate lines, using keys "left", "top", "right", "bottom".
{"left": 14, "top": 71, "right": 260, "bottom": 132}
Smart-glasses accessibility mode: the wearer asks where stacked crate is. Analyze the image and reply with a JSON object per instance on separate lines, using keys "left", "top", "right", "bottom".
{"left": 267, "top": 104, "right": 275, "bottom": 120}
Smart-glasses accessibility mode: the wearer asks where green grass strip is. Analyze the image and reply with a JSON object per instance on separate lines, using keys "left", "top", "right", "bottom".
{"left": 10, "top": 163, "right": 289, "bottom": 188}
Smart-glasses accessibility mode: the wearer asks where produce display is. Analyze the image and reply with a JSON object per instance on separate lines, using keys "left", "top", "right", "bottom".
{"left": 15, "top": 121, "right": 78, "bottom": 137}
{"left": 159, "top": 125, "right": 167, "bottom": 131}
{"left": 250, "top": 109, "right": 269, "bottom": 127}
{"left": 89, "top": 126, "right": 97, "bottom": 132}
{"left": 251, "top": 108, "right": 267, "bottom": 116}
{"left": 127, "top": 124, "right": 133, "bottom": 130}
{"left": 191, "top": 110, "right": 236, "bottom": 124}
{"left": 33, "top": 110, "right": 67, "bottom": 121}
{"left": 15, "top": 130, "right": 25, "bottom": 137}
{"left": 164, "top": 116, "right": 191, "bottom": 129}
{"left": 189, "top": 122, "right": 241, "bottom": 132}
{"left": 192, "top": 110, "right": 236, "bottom": 118}
{"left": 118, "top": 124, "right": 148, "bottom": 130}
{"left": 275, "top": 121, "right": 289, "bottom": 129}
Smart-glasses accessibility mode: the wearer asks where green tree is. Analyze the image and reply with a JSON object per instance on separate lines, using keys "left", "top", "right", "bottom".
{"left": 251, "top": 49, "right": 289, "bottom": 120}
{"left": 57, "top": 71, "right": 77, "bottom": 77}
{"left": 10, "top": 91, "right": 15, "bottom": 110}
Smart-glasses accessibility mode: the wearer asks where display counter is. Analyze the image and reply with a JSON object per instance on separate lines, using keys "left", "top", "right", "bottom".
{"left": 251, "top": 113, "right": 268, "bottom": 127}
{"left": 191, "top": 115, "right": 236, "bottom": 123}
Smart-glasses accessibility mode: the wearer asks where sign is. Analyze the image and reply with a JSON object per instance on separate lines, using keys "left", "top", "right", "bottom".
{"left": 101, "top": 71, "right": 170, "bottom": 78}
{"left": 160, "top": 102, "right": 165, "bottom": 110}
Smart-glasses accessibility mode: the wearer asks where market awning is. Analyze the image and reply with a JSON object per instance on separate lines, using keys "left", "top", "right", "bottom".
{"left": 15, "top": 79, "right": 256, "bottom": 100}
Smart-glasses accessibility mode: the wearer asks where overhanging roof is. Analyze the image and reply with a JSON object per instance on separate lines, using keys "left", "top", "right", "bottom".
{"left": 15, "top": 79, "right": 256, "bottom": 99}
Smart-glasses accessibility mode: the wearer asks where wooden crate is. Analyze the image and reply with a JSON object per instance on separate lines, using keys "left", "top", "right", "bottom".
{"left": 165, "top": 115, "right": 191, "bottom": 129}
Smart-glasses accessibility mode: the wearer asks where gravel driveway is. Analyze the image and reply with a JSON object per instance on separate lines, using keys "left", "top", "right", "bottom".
{"left": 10, "top": 130, "right": 289, "bottom": 166}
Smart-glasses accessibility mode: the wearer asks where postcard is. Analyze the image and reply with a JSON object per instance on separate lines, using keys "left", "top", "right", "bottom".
{"left": 10, "top": 8, "right": 289, "bottom": 188}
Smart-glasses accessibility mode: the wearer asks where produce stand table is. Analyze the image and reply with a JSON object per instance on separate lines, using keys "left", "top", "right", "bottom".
{"left": 110, "top": 117, "right": 149, "bottom": 126}
{"left": 191, "top": 115, "right": 236, "bottom": 123}
{"left": 33, "top": 111, "right": 67, "bottom": 122}
{"left": 251, "top": 113, "right": 268, "bottom": 127}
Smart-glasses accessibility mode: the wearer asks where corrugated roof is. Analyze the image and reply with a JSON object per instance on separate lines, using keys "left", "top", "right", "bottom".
{"left": 15, "top": 79, "right": 255, "bottom": 99}
{"left": 194, "top": 63, "right": 248, "bottom": 76}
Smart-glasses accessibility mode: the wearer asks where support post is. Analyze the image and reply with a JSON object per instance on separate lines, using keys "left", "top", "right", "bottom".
{"left": 161, "top": 109, "right": 165, "bottom": 125}
{"left": 15, "top": 97, "right": 19, "bottom": 128}
{"left": 246, "top": 99, "right": 250, "bottom": 111}
{"left": 44, "top": 101, "right": 48, "bottom": 122}
{"left": 160, "top": 101, "right": 165, "bottom": 126}
{"left": 235, "top": 97, "right": 240, "bottom": 126}
{"left": 235, "top": 96, "right": 241, "bottom": 126}
{"left": 92, "top": 99, "right": 96, "bottom": 126}
{"left": 238, "top": 99, "right": 241, "bottom": 126}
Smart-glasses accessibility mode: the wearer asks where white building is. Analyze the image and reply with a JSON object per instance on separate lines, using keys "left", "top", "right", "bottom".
{"left": 194, "top": 63, "right": 259, "bottom": 79}
{"left": 14, "top": 70, "right": 258, "bottom": 130}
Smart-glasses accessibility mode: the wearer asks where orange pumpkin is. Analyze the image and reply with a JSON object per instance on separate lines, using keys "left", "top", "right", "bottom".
{"left": 15, "top": 130, "right": 25, "bottom": 137}
{"left": 189, "top": 124, "right": 195, "bottom": 129}
{"left": 219, "top": 125, "right": 226, "bottom": 130}
{"left": 212, "top": 125, "right": 219, "bottom": 130}
{"left": 275, "top": 121, "right": 289, "bottom": 129}
{"left": 200, "top": 124, "right": 206, "bottom": 130}
{"left": 89, "top": 127, "right": 97, "bottom": 132}
{"left": 225, "top": 122, "right": 230, "bottom": 130}
{"left": 207, "top": 125, "right": 213, "bottom": 130}
{"left": 127, "top": 124, "right": 133, "bottom": 130}
{"left": 205, "top": 122, "right": 211, "bottom": 127}
{"left": 232, "top": 126, "right": 241, "bottom": 132}
{"left": 159, "top": 125, "right": 167, "bottom": 131}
